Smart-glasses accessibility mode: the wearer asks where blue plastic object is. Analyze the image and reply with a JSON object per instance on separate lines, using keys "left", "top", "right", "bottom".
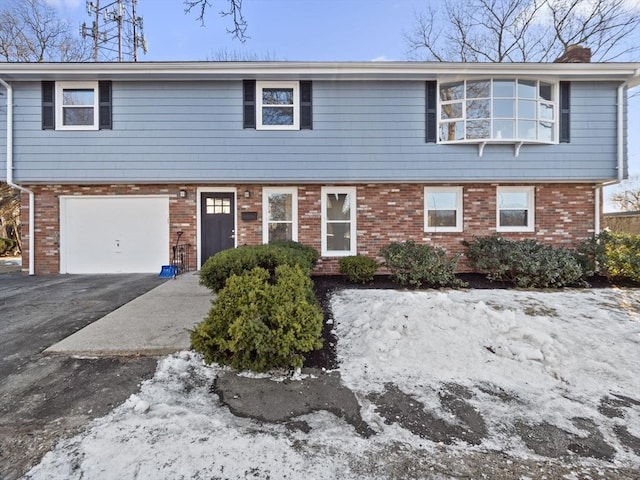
{"left": 159, "top": 265, "right": 177, "bottom": 278}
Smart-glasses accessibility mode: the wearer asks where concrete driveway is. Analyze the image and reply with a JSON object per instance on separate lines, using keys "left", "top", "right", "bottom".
{"left": 0, "top": 273, "right": 167, "bottom": 480}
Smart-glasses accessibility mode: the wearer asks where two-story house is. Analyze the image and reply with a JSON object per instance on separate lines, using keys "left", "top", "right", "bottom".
{"left": 1, "top": 51, "right": 639, "bottom": 275}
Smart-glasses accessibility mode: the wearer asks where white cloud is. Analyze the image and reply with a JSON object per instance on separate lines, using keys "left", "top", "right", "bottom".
{"left": 370, "top": 56, "right": 393, "bottom": 62}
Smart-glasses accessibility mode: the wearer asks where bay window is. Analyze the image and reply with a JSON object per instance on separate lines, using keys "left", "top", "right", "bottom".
{"left": 439, "top": 79, "right": 556, "bottom": 143}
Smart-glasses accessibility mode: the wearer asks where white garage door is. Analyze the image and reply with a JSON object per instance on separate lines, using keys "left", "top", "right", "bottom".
{"left": 60, "top": 196, "right": 169, "bottom": 274}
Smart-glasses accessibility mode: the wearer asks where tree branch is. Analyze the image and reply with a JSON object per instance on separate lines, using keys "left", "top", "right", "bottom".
{"left": 184, "top": 0, "right": 248, "bottom": 42}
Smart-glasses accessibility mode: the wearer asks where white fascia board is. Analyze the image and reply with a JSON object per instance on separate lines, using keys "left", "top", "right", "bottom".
{"left": 1, "top": 61, "right": 640, "bottom": 83}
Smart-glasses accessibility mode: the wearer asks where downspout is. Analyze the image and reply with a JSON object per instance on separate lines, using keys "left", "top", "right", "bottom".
{"left": 1, "top": 78, "right": 35, "bottom": 275}
{"left": 594, "top": 185, "right": 601, "bottom": 234}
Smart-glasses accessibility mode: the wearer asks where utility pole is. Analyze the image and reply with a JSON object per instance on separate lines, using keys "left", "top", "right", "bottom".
{"left": 81, "top": 0, "right": 147, "bottom": 62}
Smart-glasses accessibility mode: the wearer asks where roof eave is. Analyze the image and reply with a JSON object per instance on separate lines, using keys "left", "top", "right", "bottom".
{"left": 1, "top": 61, "right": 639, "bottom": 83}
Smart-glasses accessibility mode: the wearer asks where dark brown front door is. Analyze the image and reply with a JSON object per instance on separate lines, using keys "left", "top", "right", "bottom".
{"left": 201, "top": 192, "right": 235, "bottom": 265}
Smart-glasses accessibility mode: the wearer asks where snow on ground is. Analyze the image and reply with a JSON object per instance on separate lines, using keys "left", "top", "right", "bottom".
{"left": 24, "top": 287, "right": 640, "bottom": 479}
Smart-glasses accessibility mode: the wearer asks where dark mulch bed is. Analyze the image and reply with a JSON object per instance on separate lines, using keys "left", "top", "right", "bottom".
{"left": 304, "top": 273, "right": 637, "bottom": 370}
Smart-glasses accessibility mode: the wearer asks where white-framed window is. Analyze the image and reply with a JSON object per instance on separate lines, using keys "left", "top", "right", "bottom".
{"left": 321, "top": 186, "right": 357, "bottom": 256}
{"left": 256, "top": 81, "right": 300, "bottom": 130}
{"left": 55, "top": 81, "right": 99, "bottom": 130}
{"left": 496, "top": 186, "right": 535, "bottom": 232}
{"left": 439, "top": 79, "right": 556, "bottom": 143}
{"left": 262, "top": 187, "right": 298, "bottom": 243}
{"left": 424, "top": 186, "right": 463, "bottom": 232}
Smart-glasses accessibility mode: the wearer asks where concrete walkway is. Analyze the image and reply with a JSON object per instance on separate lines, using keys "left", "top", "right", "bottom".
{"left": 45, "top": 272, "right": 212, "bottom": 356}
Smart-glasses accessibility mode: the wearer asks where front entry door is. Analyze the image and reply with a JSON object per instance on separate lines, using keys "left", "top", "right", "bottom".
{"left": 201, "top": 192, "right": 235, "bottom": 265}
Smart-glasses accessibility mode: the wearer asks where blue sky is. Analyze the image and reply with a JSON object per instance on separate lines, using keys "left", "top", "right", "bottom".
{"left": 49, "top": 0, "right": 639, "bottom": 207}
{"left": 51, "top": 0, "right": 423, "bottom": 61}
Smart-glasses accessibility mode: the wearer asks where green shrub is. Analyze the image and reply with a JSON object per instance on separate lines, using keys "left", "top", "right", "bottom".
{"left": 579, "top": 231, "right": 640, "bottom": 283}
{"left": 191, "top": 264, "right": 323, "bottom": 372}
{"left": 0, "top": 237, "right": 17, "bottom": 256}
{"left": 270, "top": 239, "right": 320, "bottom": 266}
{"left": 574, "top": 235, "right": 605, "bottom": 278}
{"left": 463, "top": 236, "right": 584, "bottom": 288}
{"left": 339, "top": 255, "right": 379, "bottom": 283}
{"left": 199, "top": 242, "right": 319, "bottom": 292}
{"left": 379, "top": 240, "right": 465, "bottom": 288}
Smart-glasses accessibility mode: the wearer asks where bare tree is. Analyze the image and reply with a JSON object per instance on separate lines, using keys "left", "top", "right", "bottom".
{"left": 0, "top": 183, "right": 21, "bottom": 254}
{"left": 610, "top": 177, "right": 640, "bottom": 211}
{"left": 184, "top": 0, "right": 248, "bottom": 42}
{"left": 0, "top": 0, "right": 91, "bottom": 255}
{"left": 0, "top": 0, "right": 91, "bottom": 62}
{"left": 207, "top": 47, "right": 277, "bottom": 61}
{"left": 406, "top": 0, "right": 640, "bottom": 62}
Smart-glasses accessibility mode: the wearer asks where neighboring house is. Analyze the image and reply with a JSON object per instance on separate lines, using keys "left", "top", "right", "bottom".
{"left": 1, "top": 48, "right": 639, "bottom": 275}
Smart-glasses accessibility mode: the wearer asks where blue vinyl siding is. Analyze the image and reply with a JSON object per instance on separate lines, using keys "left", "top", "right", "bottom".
{"left": 6, "top": 79, "right": 624, "bottom": 183}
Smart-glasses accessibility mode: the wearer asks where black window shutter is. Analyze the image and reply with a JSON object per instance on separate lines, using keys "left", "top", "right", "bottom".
{"left": 42, "top": 81, "right": 55, "bottom": 130}
{"left": 98, "top": 80, "right": 112, "bottom": 130}
{"left": 425, "top": 81, "right": 437, "bottom": 143}
{"left": 300, "top": 81, "right": 312, "bottom": 129}
{"left": 559, "top": 81, "right": 570, "bottom": 143}
{"left": 243, "top": 80, "right": 256, "bottom": 129}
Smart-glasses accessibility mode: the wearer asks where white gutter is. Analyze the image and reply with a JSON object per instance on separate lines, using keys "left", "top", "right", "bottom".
{"left": 0, "top": 78, "right": 35, "bottom": 275}
{"left": 594, "top": 185, "right": 601, "bottom": 234}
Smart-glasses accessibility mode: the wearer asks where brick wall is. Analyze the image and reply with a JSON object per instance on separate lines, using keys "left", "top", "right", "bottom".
{"left": 21, "top": 183, "right": 598, "bottom": 275}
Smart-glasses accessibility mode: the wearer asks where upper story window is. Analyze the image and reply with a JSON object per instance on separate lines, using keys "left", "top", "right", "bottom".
{"left": 439, "top": 79, "right": 556, "bottom": 144}
{"left": 256, "top": 81, "right": 300, "bottom": 130}
{"left": 244, "top": 80, "right": 312, "bottom": 130}
{"left": 55, "top": 81, "right": 99, "bottom": 130}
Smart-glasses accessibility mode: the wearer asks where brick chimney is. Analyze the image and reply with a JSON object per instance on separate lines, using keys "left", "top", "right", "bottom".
{"left": 554, "top": 44, "right": 592, "bottom": 63}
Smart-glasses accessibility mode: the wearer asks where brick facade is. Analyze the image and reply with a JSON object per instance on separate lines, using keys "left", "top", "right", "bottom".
{"left": 21, "top": 183, "right": 599, "bottom": 275}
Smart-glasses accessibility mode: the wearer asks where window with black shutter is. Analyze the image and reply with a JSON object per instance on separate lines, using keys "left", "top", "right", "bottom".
{"left": 243, "top": 80, "right": 256, "bottom": 129}
{"left": 245, "top": 80, "right": 312, "bottom": 130}
{"left": 559, "top": 81, "right": 570, "bottom": 143}
{"left": 425, "top": 81, "right": 437, "bottom": 143}
{"left": 43, "top": 81, "right": 111, "bottom": 131}
{"left": 42, "top": 81, "right": 55, "bottom": 130}
{"left": 300, "top": 81, "right": 312, "bottom": 130}
{"left": 98, "top": 81, "right": 112, "bottom": 130}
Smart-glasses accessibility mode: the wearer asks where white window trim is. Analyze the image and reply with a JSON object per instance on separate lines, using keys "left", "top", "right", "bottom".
{"left": 496, "top": 186, "right": 535, "bottom": 233}
{"left": 321, "top": 186, "right": 357, "bottom": 257}
{"left": 424, "top": 186, "right": 463, "bottom": 233}
{"left": 262, "top": 187, "right": 298, "bottom": 244}
{"left": 437, "top": 79, "right": 558, "bottom": 145}
{"left": 55, "top": 81, "right": 99, "bottom": 131}
{"left": 256, "top": 81, "right": 300, "bottom": 131}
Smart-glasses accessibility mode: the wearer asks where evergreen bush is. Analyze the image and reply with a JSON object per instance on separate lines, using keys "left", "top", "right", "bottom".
{"left": 578, "top": 231, "right": 640, "bottom": 283}
{"left": 338, "top": 255, "right": 379, "bottom": 283}
{"left": 191, "top": 264, "right": 323, "bottom": 372}
{"left": 379, "top": 240, "right": 465, "bottom": 288}
{"left": 199, "top": 242, "right": 319, "bottom": 292}
{"left": 463, "top": 236, "right": 584, "bottom": 288}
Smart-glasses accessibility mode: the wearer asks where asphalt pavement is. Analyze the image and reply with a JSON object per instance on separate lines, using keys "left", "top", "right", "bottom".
{"left": 0, "top": 270, "right": 211, "bottom": 480}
